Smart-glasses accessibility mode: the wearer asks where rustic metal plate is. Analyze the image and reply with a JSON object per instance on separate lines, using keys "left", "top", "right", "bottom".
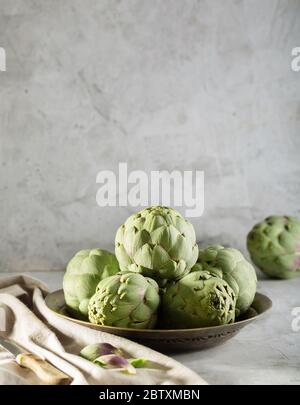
{"left": 45, "top": 290, "right": 272, "bottom": 351}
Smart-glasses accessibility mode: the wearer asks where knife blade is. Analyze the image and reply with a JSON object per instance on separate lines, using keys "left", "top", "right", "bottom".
{"left": 0, "top": 337, "right": 72, "bottom": 385}
{"left": 0, "top": 337, "right": 24, "bottom": 357}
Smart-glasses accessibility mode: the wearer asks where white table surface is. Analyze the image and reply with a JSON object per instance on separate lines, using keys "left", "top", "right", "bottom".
{"left": 7, "top": 271, "right": 300, "bottom": 385}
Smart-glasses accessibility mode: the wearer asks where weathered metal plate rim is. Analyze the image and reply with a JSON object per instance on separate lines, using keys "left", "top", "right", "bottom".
{"left": 45, "top": 290, "right": 272, "bottom": 334}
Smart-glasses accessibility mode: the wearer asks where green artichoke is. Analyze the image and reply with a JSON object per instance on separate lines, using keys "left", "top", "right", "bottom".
{"left": 162, "top": 270, "right": 236, "bottom": 328}
{"left": 115, "top": 206, "right": 199, "bottom": 282}
{"left": 88, "top": 273, "right": 160, "bottom": 329}
{"left": 63, "top": 249, "right": 120, "bottom": 318}
{"left": 194, "top": 245, "right": 257, "bottom": 316}
{"left": 247, "top": 216, "right": 300, "bottom": 279}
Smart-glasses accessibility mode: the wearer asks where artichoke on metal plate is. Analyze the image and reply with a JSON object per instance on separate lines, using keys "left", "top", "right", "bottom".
{"left": 162, "top": 270, "right": 236, "bottom": 328}
{"left": 88, "top": 273, "right": 160, "bottom": 329}
{"left": 247, "top": 216, "right": 300, "bottom": 279}
{"left": 194, "top": 245, "right": 257, "bottom": 316}
{"left": 115, "top": 206, "right": 199, "bottom": 282}
{"left": 63, "top": 249, "right": 120, "bottom": 318}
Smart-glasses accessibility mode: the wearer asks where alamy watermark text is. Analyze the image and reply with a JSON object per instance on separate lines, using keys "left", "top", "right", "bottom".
{"left": 291, "top": 307, "right": 300, "bottom": 332}
{"left": 96, "top": 163, "right": 204, "bottom": 218}
{"left": 291, "top": 47, "right": 300, "bottom": 72}
{"left": 0, "top": 47, "right": 6, "bottom": 71}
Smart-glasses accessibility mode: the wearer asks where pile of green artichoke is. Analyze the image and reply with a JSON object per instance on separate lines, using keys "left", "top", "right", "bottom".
{"left": 63, "top": 206, "right": 258, "bottom": 329}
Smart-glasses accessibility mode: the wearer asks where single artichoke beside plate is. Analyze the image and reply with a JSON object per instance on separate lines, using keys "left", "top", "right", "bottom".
{"left": 247, "top": 216, "right": 300, "bottom": 279}
{"left": 115, "top": 206, "right": 199, "bottom": 282}
{"left": 63, "top": 249, "right": 120, "bottom": 318}
{"left": 88, "top": 273, "right": 160, "bottom": 329}
{"left": 161, "top": 270, "right": 236, "bottom": 328}
{"left": 194, "top": 245, "right": 257, "bottom": 316}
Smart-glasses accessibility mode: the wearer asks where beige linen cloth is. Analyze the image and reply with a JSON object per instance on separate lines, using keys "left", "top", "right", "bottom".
{"left": 0, "top": 274, "right": 206, "bottom": 385}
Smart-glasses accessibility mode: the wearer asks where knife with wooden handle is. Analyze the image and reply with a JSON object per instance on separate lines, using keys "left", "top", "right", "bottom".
{"left": 0, "top": 337, "right": 72, "bottom": 385}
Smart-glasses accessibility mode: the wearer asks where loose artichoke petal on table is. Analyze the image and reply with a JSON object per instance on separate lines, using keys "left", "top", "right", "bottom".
{"left": 80, "top": 343, "right": 147, "bottom": 374}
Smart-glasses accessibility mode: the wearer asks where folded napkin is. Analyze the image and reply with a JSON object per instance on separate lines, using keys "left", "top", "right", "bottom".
{"left": 0, "top": 274, "right": 206, "bottom": 385}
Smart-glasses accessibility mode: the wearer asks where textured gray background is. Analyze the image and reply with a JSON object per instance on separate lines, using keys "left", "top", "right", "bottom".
{"left": 0, "top": 0, "right": 299, "bottom": 272}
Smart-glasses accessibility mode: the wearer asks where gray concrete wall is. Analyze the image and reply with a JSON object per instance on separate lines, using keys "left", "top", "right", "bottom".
{"left": 0, "top": 0, "right": 299, "bottom": 272}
